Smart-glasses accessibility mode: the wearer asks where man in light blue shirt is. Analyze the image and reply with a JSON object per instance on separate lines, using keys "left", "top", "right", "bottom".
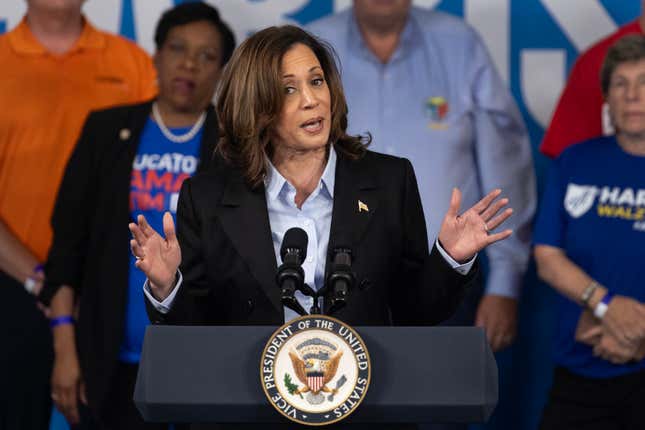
{"left": 308, "top": 0, "right": 536, "bottom": 355}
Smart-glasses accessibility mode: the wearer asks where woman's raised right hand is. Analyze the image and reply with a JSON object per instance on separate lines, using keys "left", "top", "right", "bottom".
{"left": 129, "top": 212, "right": 181, "bottom": 301}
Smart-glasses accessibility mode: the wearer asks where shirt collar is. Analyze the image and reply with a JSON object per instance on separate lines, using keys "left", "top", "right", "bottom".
{"left": 320, "top": 145, "right": 337, "bottom": 199}
{"left": 264, "top": 145, "right": 337, "bottom": 202}
{"left": 9, "top": 16, "right": 105, "bottom": 56}
{"left": 347, "top": 8, "right": 420, "bottom": 63}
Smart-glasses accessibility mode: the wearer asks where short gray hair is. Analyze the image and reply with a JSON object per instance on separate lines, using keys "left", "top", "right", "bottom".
{"left": 601, "top": 35, "right": 645, "bottom": 96}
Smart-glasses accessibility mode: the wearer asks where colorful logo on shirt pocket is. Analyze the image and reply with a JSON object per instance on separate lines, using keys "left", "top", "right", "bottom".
{"left": 425, "top": 96, "right": 449, "bottom": 130}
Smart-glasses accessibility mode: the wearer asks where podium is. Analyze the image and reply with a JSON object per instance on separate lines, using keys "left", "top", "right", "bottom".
{"left": 134, "top": 326, "right": 497, "bottom": 424}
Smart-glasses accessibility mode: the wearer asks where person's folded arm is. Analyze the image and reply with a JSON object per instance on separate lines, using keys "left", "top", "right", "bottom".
{"left": 534, "top": 244, "right": 645, "bottom": 349}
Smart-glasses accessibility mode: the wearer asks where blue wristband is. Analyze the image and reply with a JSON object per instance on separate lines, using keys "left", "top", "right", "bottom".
{"left": 50, "top": 316, "right": 74, "bottom": 329}
{"left": 593, "top": 292, "right": 614, "bottom": 319}
{"left": 601, "top": 292, "right": 614, "bottom": 306}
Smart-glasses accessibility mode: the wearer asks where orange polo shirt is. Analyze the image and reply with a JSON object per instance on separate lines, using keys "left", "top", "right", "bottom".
{"left": 0, "top": 18, "right": 157, "bottom": 261}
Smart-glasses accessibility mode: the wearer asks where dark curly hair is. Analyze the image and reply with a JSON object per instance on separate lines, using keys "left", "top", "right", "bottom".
{"left": 154, "top": 2, "right": 235, "bottom": 67}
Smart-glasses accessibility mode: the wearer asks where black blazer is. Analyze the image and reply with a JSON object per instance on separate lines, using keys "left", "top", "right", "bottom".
{"left": 147, "top": 149, "right": 478, "bottom": 328}
{"left": 45, "top": 100, "right": 218, "bottom": 419}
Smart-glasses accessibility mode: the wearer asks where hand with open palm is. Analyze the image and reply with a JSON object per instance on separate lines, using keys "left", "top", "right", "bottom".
{"left": 129, "top": 212, "right": 181, "bottom": 301}
{"left": 438, "top": 188, "right": 513, "bottom": 263}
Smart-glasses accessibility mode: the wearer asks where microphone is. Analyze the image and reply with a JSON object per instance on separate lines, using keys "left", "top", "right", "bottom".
{"left": 276, "top": 227, "right": 313, "bottom": 316}
{"left": 280, "top": 227, "right": 308, "bottom": 264}
{"left": 326, "top": 247, "right": 356, "bottom": 315}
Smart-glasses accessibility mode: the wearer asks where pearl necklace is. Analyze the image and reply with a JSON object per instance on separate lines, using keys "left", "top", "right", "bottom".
{"left": 152, "top": 102, "right": 206, "bottom": 143}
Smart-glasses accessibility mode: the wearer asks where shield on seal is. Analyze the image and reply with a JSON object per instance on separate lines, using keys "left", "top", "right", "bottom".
{"left": 564, "top": 183, "right": 597, "bottom": 218}
{"left": 307, "top": 371, "right": 324, "bottom": 393}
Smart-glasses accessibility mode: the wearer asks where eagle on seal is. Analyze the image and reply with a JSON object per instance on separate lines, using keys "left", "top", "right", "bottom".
{"left": 289, "top": 349, "right": 343, "bottom": 395}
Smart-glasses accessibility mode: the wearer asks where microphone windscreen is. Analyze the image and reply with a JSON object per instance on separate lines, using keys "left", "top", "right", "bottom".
{"left": 280, "top": 227, "right": 308, "bottom": 261}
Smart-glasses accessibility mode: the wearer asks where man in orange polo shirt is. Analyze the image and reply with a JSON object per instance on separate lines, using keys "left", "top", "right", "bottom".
{"left": 0, "top": 0, "right": 156, "bottom": 427}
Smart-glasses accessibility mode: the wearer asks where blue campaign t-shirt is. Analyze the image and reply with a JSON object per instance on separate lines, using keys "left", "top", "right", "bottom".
{"left": 534, "top": 135, "right": 645, "bottom": 378}
{"left": 118, "top": 117, "right": 203, "bottom": 363}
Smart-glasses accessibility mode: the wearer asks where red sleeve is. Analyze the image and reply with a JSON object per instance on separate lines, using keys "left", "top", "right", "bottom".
{"left": 540, "top": 50, "right": 605, "bottom": 158}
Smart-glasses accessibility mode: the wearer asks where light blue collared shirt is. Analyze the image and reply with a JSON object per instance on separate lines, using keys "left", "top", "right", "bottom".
{"left": 265, "top": 147, "right": 336, "bottom": 322}
{"left": 308, "top": 7, "right": 536, "bottom": 298}
{"left": 145, "top": 146, "right": 474, "bottom": 316}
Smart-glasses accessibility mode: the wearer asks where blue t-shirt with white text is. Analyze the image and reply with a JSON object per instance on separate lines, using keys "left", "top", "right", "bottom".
{"left": 119, "top": 117, "right": 202, "bottom": 363}
{"left": 533, "top": 136, "right": 645, "bottom": 378}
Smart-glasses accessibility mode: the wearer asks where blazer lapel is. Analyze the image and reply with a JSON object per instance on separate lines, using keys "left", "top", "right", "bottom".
{"left": 216, "top": 174, "right": 283, "bottom": 315}
{"left": 328, "top": 152, "right": 379, "bottom": 264}
{"left": 113, "top": 100, "right": 154, "bottom": 166}
{"left": 212, "top": 151, "right": 380, "bottom": 316}
{"left": 111, "top": 101, "right": 154, "bottom": 205}
{"left": 109, "top": 101, "right": 155, "bottom": 321}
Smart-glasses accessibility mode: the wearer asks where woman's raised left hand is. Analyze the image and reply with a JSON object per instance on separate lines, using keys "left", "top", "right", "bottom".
{"left": 438, "top": 188, "right": 513, "bottom": 262}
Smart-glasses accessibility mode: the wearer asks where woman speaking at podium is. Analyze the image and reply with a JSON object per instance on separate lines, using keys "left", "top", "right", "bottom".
{"left": 131, "top": 26, "right": 513, "bottom": 328}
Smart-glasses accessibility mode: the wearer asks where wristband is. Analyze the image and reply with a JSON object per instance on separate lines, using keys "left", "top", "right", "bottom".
{"left": 593, "top": 292, "right": 613, "bottom": 320}
{"left": 24, "top": 277, "right": 38, "bottom": 294}
{"left": 580, "top": 280, "right": 601, "bottom": 307}
{"left": 25, "top": 263, "right": 44, "bottom": 295}
{"left": 49, "top": 315, "right": 74, "bottom": 329}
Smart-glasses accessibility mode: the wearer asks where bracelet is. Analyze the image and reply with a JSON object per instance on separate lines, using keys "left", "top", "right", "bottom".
{"left": 593, "top": 292, "right": 614, "bottom": 319}
{"left": 580, "top": 280, "right": 601, "bottom": 307}
{"left": 24, "top": 277, "right": 38, "bottom": 294}
{"left": 49, "top": 316, "right": 74, "bottom": 329}
{"left": 25, "top": 263, "right": 44, "bottom": 295}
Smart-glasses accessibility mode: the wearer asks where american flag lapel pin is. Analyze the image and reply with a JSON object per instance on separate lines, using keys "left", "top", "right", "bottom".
{"left": 358, "top": 200, "right": 369, "bottom": 213}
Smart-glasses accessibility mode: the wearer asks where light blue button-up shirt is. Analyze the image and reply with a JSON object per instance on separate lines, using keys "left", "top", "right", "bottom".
{"left": 265, "top": 147, "right": 336, "bottom": 322}
{"left": 308, "top": 7, "right": 536, "bottom": 297}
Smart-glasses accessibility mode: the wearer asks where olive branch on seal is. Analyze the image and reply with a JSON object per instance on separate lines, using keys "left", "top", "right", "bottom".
{"left": 284, "top": 374, "right": 303, "bottom": 399}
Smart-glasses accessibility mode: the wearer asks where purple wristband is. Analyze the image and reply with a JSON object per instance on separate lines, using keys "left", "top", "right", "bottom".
{"left": 49, "top": 316, "right": 74, "bottom": 329}
{"left": 34, "top": 264, "right": 44, "bottom": 274}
